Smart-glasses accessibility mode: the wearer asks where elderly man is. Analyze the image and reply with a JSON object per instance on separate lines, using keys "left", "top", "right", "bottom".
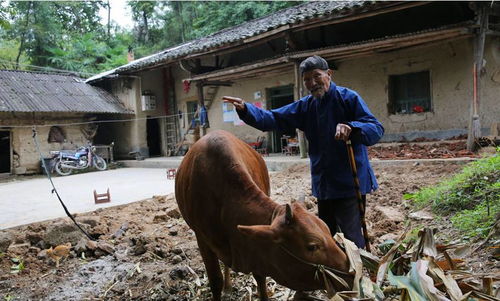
{"left": 223, "top": 55, "right": 384, "bottom": 249}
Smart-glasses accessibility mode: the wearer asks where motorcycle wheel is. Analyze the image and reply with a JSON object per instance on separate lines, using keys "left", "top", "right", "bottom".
{"left": 55, "top": 160, "right": 72, "bottom": 176}
{"left": 93, "top": 156, "right": 107, "bottom": 171}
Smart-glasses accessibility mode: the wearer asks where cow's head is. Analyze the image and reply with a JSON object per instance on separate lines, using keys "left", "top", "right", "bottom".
{"left": 237, "top": 202, "right": 351, "bottom": 290}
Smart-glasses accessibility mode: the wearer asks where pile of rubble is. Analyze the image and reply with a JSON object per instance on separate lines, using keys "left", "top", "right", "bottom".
{"left": 369, "top": 140, "right": 477, "bottom": 160}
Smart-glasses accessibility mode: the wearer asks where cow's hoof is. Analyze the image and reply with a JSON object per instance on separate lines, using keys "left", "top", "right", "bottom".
{"left": 293, "top": 291, "right": 325, "bottom": 301}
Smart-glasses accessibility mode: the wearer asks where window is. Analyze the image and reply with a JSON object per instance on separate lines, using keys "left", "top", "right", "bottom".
{"left": 48, "top": 126, "right": 66, "bottom": 143}
{"left": 388, "top": 71, "right": 431, "bottom": 114}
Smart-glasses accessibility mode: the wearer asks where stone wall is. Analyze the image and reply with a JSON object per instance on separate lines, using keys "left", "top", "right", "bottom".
{"left": 0, "top": 112, "right": 96, "bottom": 174}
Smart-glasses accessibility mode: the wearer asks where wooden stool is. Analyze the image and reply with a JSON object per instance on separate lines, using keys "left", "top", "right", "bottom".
{"left": 94, "top": 188, "right": 111, "bottom": 204}
{"left": 167, "top": 169, "right": 177, "bottom": 180}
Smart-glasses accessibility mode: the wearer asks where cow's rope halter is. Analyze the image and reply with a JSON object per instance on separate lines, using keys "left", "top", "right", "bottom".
{"left": 278, "top": 244, "right": 352, "bottom": 291}
{"left": 270, "top": 206, "right": 352, "bottom": 291}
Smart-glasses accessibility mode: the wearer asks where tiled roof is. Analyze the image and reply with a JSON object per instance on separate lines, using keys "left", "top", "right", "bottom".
{"left": 0, "top": 70, "right": 132, "bottom": 114}
{"left": 87, "top": 1, "right": 390, "bottom": 82}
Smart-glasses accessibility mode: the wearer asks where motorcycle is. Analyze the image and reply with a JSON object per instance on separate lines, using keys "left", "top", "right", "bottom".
{"left": 50, "top": 144, "right": 107, "bottom": 176}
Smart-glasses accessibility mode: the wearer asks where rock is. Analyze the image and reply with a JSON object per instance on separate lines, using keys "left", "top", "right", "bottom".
{"left": 130, "top": 244, "right": 147, "bottom": 256}
{"left": 86, "top": 240, "right": 98, "bottom": 251}
{"left": 44, "top": 222, "right": 88, "bottom": 246}
{"left": 168, "top": 229, "right": 178, "bottom": 236}
{"left": 28, "top": 246, "right": 41, "bottom": 254}
{"left": 166, "top": 208, "right": 181, "bottom": 219}
{"left": 74, "top": 238, "right": 88, "bottom": 254}
{"left": 111, "top": 222, "right": 129, "bottom": 239}
{"left": 153, "top": 246, "right": 167, "bottom": 258}
{"left": 171, "top": 255, "right": 183, "bottom": 264}
{"left": 76, "top": 216, "right": 100, "bottom": 228}
{"left": 36, "top": 240, "right": 48, "bottom": 250}
{"left": 8, "top": 243, "right": 30, "bottom": 255}
{"left": 128, "top": 236, "right": 149, "bottom": 256}
{"left": 26, "top": 232, "right": 44, "bottom": 245}
{"left": 171, "top": 247, "right": 183, "bottom": 255}
{"left": 153, "top": 195, "right": 166, "bottom": 203}
{"left": 97, "top": 242, "right": 115, "bottom": 255}
{"left": 94, "top": 249, "right": 106, "bottom": 258}
{"left": 409, "top": 210, "right": 434, "bottom": 220}
{"left": 114, "top": 250, "right": 128, "bottom": 262}
{"left": 375, "top": 206, "right": 405, "bottom": 223}
{"left": 169, "top": 266, "right": 189, "bottom": 280}
{"left": 153, "top": 214, "right": 169, "bottom": 223}
{"left": 37, "top": 249, "right": 48, "bottom": 260}
{"left": 0, "top": 231, "right": 13, "bottom": 253}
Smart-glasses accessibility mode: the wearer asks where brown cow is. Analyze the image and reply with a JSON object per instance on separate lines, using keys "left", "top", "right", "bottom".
{"left": 175, "top": 130, "right": 352, "bottom": 301}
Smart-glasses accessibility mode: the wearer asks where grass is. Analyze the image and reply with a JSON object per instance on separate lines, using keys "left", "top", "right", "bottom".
{"left": 406, "top": 149, "right": 499, "bottom": 239}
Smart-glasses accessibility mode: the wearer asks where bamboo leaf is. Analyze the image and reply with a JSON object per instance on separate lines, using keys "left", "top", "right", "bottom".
{"left": 428, "top": 261, "right": 463, "bottom": 301}
{"left": 414, "top": 260, "right": 450, "bottom": 301}
{"left": 376, "top": 227, "right": 410, "bottom": 286}
{"left": 388, "top": 269, "right": 427, "bottom": 301}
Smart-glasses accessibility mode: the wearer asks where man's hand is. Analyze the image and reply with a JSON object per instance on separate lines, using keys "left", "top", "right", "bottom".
{"left": 335, "top": 123, "right": 352, "bottom": 141}
{"left": 222, "top": 96, "right": 246, "bottom": 112}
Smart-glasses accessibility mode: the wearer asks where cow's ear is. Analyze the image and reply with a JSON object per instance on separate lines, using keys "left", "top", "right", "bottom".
{"left": 237, "top": 225, "right": 278, "bottom": 242}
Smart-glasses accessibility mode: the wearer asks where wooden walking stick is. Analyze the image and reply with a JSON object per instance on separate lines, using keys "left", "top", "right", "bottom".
{"left": 345, "top": 139, "right": 371, "bottom": 252}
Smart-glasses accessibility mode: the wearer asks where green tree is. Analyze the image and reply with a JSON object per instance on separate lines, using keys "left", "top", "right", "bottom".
{"left": 129, "top": 1, "right": 157, "bottom": 43}
{"left": 0, "top": 0, "right": 10, "bottom": 29}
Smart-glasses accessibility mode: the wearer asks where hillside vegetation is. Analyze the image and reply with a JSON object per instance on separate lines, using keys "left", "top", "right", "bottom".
{"left": 407, "top": 149, "right": 499, "bottom": 239}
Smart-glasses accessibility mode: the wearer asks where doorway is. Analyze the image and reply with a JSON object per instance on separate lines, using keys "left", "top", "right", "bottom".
{"left": 147, "top": 118, "right": 161, "bottom": 157}
{"left": 267, "top": 85, "right": 296, "bottom": 153}
{"left": 0, "top": 131, "right": 11, "bottom": 173}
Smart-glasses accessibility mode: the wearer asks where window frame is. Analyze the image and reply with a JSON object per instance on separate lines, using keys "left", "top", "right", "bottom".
{"left": 388, "top": 70, "right": 432, "bottom": 115}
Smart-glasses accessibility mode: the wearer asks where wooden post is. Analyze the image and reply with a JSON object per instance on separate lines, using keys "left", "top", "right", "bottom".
{"left": 294, "top": 61, "right": 307, "bottom": 158}
{"left": 467, "top": 3, "right": 489, "bottom": 151}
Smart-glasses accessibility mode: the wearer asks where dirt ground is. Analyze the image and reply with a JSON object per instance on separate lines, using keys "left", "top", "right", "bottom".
{"left": 0, "top": 141, "right": 497, "bottom": 300}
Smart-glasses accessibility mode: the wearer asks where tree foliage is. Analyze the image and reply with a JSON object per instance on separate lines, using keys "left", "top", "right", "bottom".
{"left": 0, "top": 1, "right": 301, "bottom": 77}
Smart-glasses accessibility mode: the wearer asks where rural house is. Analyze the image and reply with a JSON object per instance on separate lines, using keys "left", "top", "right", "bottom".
{"left": 87, "top": 1, "right": 500, "bottom": 158}
{"left": 0, "top": 70, "right": 132, "bottom": 174}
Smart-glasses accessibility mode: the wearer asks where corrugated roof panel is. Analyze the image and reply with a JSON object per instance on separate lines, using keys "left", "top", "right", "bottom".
{"left": 0, "top": 70, "right": 132, "bottom": 114}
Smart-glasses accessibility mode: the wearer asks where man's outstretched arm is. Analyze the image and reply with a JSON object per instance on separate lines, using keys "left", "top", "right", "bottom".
{"left": 222, "top": 96, "right": 303, "bottom": 132}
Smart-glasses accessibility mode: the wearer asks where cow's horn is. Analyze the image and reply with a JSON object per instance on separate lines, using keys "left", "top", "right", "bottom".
{"left": 285, "top": 204, "right": 293, "bottom": 225}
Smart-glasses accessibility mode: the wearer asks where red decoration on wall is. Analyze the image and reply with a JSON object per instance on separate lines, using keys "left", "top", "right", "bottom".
{"left": 183, "top": 80, "right": 191, "bottom": 93}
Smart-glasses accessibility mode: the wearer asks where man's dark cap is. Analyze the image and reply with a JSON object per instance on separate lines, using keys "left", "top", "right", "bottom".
{"left": 299, "top": 55, "right": 329, "bottom": 75}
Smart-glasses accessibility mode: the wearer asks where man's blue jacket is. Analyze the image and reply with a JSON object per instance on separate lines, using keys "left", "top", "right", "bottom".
{"left": 238, "top": 81, "right": 384, "bottom": 200}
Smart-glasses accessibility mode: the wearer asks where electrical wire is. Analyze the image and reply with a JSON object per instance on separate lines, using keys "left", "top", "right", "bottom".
{"left": 0, "top": 111, "right": 198, "bottom": 128}
{"left": 0, "top": 59, "right": 95, "bottom": 77}
{"left": 32, "top": 127, "right": 95, "bottom": 241}
{"left": 0, "top": 58, "right": 96, "bottom": 77}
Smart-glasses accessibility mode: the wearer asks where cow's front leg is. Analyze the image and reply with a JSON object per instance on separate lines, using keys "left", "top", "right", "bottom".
{"left": 253, "top": 274, "right": 268, "bottom": 301}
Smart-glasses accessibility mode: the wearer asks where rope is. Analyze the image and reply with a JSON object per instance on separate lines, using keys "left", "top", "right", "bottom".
{"left": 32, "top": 127, "right": 94, "bottom": 241}
{"left": 279, "top": 244, "right": 352, "bottom": 291}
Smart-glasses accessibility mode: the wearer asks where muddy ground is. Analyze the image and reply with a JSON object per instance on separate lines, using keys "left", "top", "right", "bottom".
{"left": 0, "top": 142, "right": 498, "bottom": 300}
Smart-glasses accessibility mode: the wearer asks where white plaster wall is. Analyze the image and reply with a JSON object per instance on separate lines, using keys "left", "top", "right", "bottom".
{"left": 110, "top": 77, "right": 150, "bottom": 157}
{"left": 334, "top": 37, "right": 499, "bottom": 136}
